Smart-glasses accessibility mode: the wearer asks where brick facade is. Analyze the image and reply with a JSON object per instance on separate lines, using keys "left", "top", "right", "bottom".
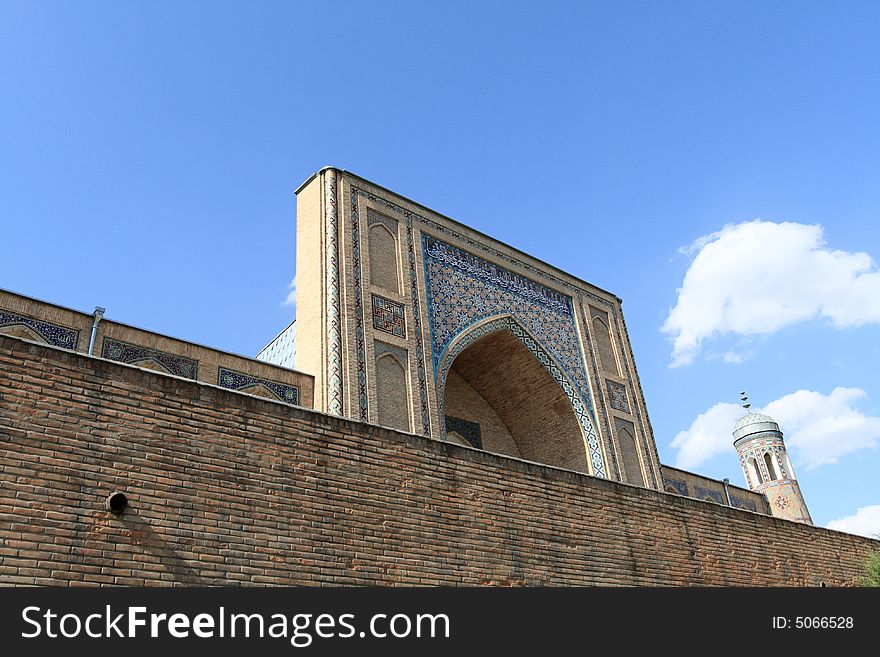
{"left": 291, "top": 169, "right": 665, "bottom": 487}
{"left": 1, "top": 334, "right": 875, "bottom": 586}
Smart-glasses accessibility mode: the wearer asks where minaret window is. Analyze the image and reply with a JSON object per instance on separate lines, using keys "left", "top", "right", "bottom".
{"left": 764, "top": 452, "right": 778, "bottom": 481}
{"left": 748, "top": 457, "right": 763, "bottom": 485}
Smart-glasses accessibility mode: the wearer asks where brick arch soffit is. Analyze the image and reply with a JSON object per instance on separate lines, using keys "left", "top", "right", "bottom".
{"left": 435, "top": 314, "right": 607, "bottom": 478}
{"left": 375, "top": 351, "right": 406, "bottom": 370}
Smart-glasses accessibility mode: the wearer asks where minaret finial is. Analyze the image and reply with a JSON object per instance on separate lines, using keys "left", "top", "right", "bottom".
{"left": 740, "top": 391, "right": 751, "bottom": 411}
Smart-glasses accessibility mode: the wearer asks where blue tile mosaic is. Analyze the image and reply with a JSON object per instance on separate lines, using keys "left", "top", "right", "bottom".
{"left": 102, "top": 338, "right": 198, "bottom": 379}
{"left": 372, "top": 294, "right": 406, "bottom": 338}
{"left": 445, "top": 415, "right": 482, "bottom": 449}
{"left": 352, "top": 187, "right": 432, "bottom": 435}
{"left": 0, "top": 310, "right": 79, "bottom": 350}
{"left": 324, "top": 171, "right": 343, "bottom": 416}
{"left": 218, "top": 367, "right": 300, "bottom": 405}
{"left": 663, "top": 477, "right": 689, "bottom": 496}
{"left": 349, "top": 189, "right": 369, "bottom": 422}
{"left": 694, "top": 485, "right": 725, "bottom": 505}
{"left": 730, "top": 495, "right": 757, "bottom": 512}
{"left": 422, "top": 235, "right": 593, "bottom": 409}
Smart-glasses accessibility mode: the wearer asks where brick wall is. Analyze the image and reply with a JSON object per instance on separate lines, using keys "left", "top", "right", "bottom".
{"left": 662, "top": 465, "right": 772, "bottom": 515}
{"left": 0, "top": 288, "right": 314, "bottom": 407}
{"left": 0, "top": 335, "right": 876, "bottom": 586}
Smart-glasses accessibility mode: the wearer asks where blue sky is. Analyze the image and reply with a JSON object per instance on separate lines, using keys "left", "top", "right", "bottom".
{"left": 2, "top": 1, "right": 878, "bottom": 535}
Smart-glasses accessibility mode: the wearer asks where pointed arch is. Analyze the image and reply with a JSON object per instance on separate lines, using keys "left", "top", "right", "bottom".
{"left": 615, "top": 421, "right": 645, "bottom": 487}
{"left": 436, "top": 315, "right": 606, "bottom": 477}
{"left": 368, "top": 222, "right": 401, "bottom": 294}
{"left": 764, "top": 451, "right": 778, "bottom": 481}
{"left": 590, "top": 311, "right": 620, "bottom": 376}
{"left": 375, "top": 352, "right": 410, "bottom": 432}
{"left": 748, "top": 457, "right": 763, "bottom": 485}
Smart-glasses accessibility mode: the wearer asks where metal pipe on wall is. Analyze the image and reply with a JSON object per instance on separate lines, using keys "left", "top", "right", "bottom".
{"left": 87, "top": 306, "right": 105, "bottom": 355}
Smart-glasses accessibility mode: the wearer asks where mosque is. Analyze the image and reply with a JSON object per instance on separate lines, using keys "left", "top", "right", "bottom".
{"left": 256, "top": 168, "right": 812, "bottom": 524}
{"left": 0, "top": 168, "right": 810, "bottom": 525}
{"left": 6, "top": 167, "right": 862, "bottom": 588}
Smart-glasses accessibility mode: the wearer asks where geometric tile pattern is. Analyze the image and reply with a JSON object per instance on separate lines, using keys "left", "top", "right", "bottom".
{"left": 403, "top": 215, "right": 432, "bottom": 436}
{"left": 344, "top": 179, "right": 660, "bottom": 488}
{"left": 0, "top": 310, "right": 79, "bottom": 350}
{"left": 324, "top": 170, "right": 344, "bottom": 416}
{"left": 352, "top": 186, "right": 432, "bottom": 436}
{"left": 445, "top": 415, "right": 482, "bottom": 449}
{"left": 736, "top": 434, "right": 787, "bottom": 487}
{"left": 729, "top": 495, "right": 757, "bottom": 512}
{"left": 371, "top": 294, "right": 406, "bottom": 338}
{"left": 349, "top": 184, "right": 623, "bottom": 453}
{"left": 663, "top": 477, "right": 689, "bottom": 496}
{"left": 218, "top": 367, "right": 300, "bottom": 405}
{"left": 422, "top": 235, "right": 594, "bottom": 409}
{"left": 606, "top": 379, "right": 630, "bottom": 413}
{"left": 350, "top": 188, "right": 369, "bottom": 421}
{"left": 580, "top": 304, "right": 621, "bottom": 482}
{"left": 694, "top": 485, "right": 725, "bottom": 505}
{"left": 771, "top": 446, "right": 790, "bottom": 479}
{"left": 102, "top": 338, "right": 198, "bottom": 379}
{"left": 435, "top": 315, "right": 606, "bottom": 478}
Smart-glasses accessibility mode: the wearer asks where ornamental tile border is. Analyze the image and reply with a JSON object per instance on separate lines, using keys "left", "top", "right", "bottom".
{"left": 350, "top": 181, "right": 617, "bottom": 440}
{"left": 353, "top": 187, "right": 433, "bottom": 435}
{"left": 218, "top": 367, "right": 300, "bottom": 405}
{"left": 102, "top": 338, "right": 198, "bottom": 379}
{"left": 580, "top": 305, "right": 620, "bottom": 481}
{"left": 349, "top": 187, "right": 369, "bottom": 421}
{"left": 422, "top": 235, "right": 594, "bottom": 408}
{"left": 356, "top": 180, "right": 614, "bottom": 308}
{"left": 663, "top": 477, "right": 689, "bottom": 496}
{"left": 729, "top": 495, "right": 757, "bottom": 512}
{"left": 693, "top": 485, "right": 725, "bottom": 505}
{"left": 325, "top": 171, "right": 343, "bottom": 416}
{"left": 404, "top": 215, "right": 432, "bottom": 436}
{"left": 0, "top": 310, "right": 79, "bottom": 350}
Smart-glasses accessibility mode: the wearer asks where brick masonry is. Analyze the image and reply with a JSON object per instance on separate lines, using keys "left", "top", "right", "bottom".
{"left": 0, "top": 335, "right": 876, "bottom": 586}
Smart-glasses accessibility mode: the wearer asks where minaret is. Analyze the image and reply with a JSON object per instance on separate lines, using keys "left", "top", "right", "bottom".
{"left": 733, "top": 393, "right": 812, "bottom": 524}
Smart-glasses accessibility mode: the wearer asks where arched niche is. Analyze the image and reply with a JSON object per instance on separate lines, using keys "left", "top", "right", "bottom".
{"left": 590, "top": 310, "right": 620, "bottom": 376}
{"left": 748, "top": 457, "right": 763, "bottom": 485}
{"left": 375, "top": 353, "right": 410, "bottom": 432}
{"left": 437, "top": 317, "right": 601, "bottom": 474}
{"left": 368, "top": 222, "right": 401, "bottom": 294}
{"left": 764, "top": 451, "right": 779, "bottom": 481}
{"left": 615, "top": 420, "right": 645, "bottom": 487}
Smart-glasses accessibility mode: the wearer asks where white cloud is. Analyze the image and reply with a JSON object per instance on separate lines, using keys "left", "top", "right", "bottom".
{"left": 721, "top": 351, "right": 751, "bottom": 364}
{"left": 663, "top": 220, "right": 880, "bottom": 367}
{"left": 671, "top": 402, "right": 742, "bottom": 470}
{"left": 764, "top": 388, "right": 880, "bottom": 469}
{"left": 671, "top": 388, "right": 880, "bottom": 470}
{"left": 282, "top": 277, "right": 296, "bottom": 308}
{"left": 827, "top": 505, "right": 880, "bottom": 539}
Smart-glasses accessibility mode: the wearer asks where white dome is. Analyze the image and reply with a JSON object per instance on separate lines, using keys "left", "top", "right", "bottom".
{"left": 732, "top": 412, "right": 780, "bottom": 441}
